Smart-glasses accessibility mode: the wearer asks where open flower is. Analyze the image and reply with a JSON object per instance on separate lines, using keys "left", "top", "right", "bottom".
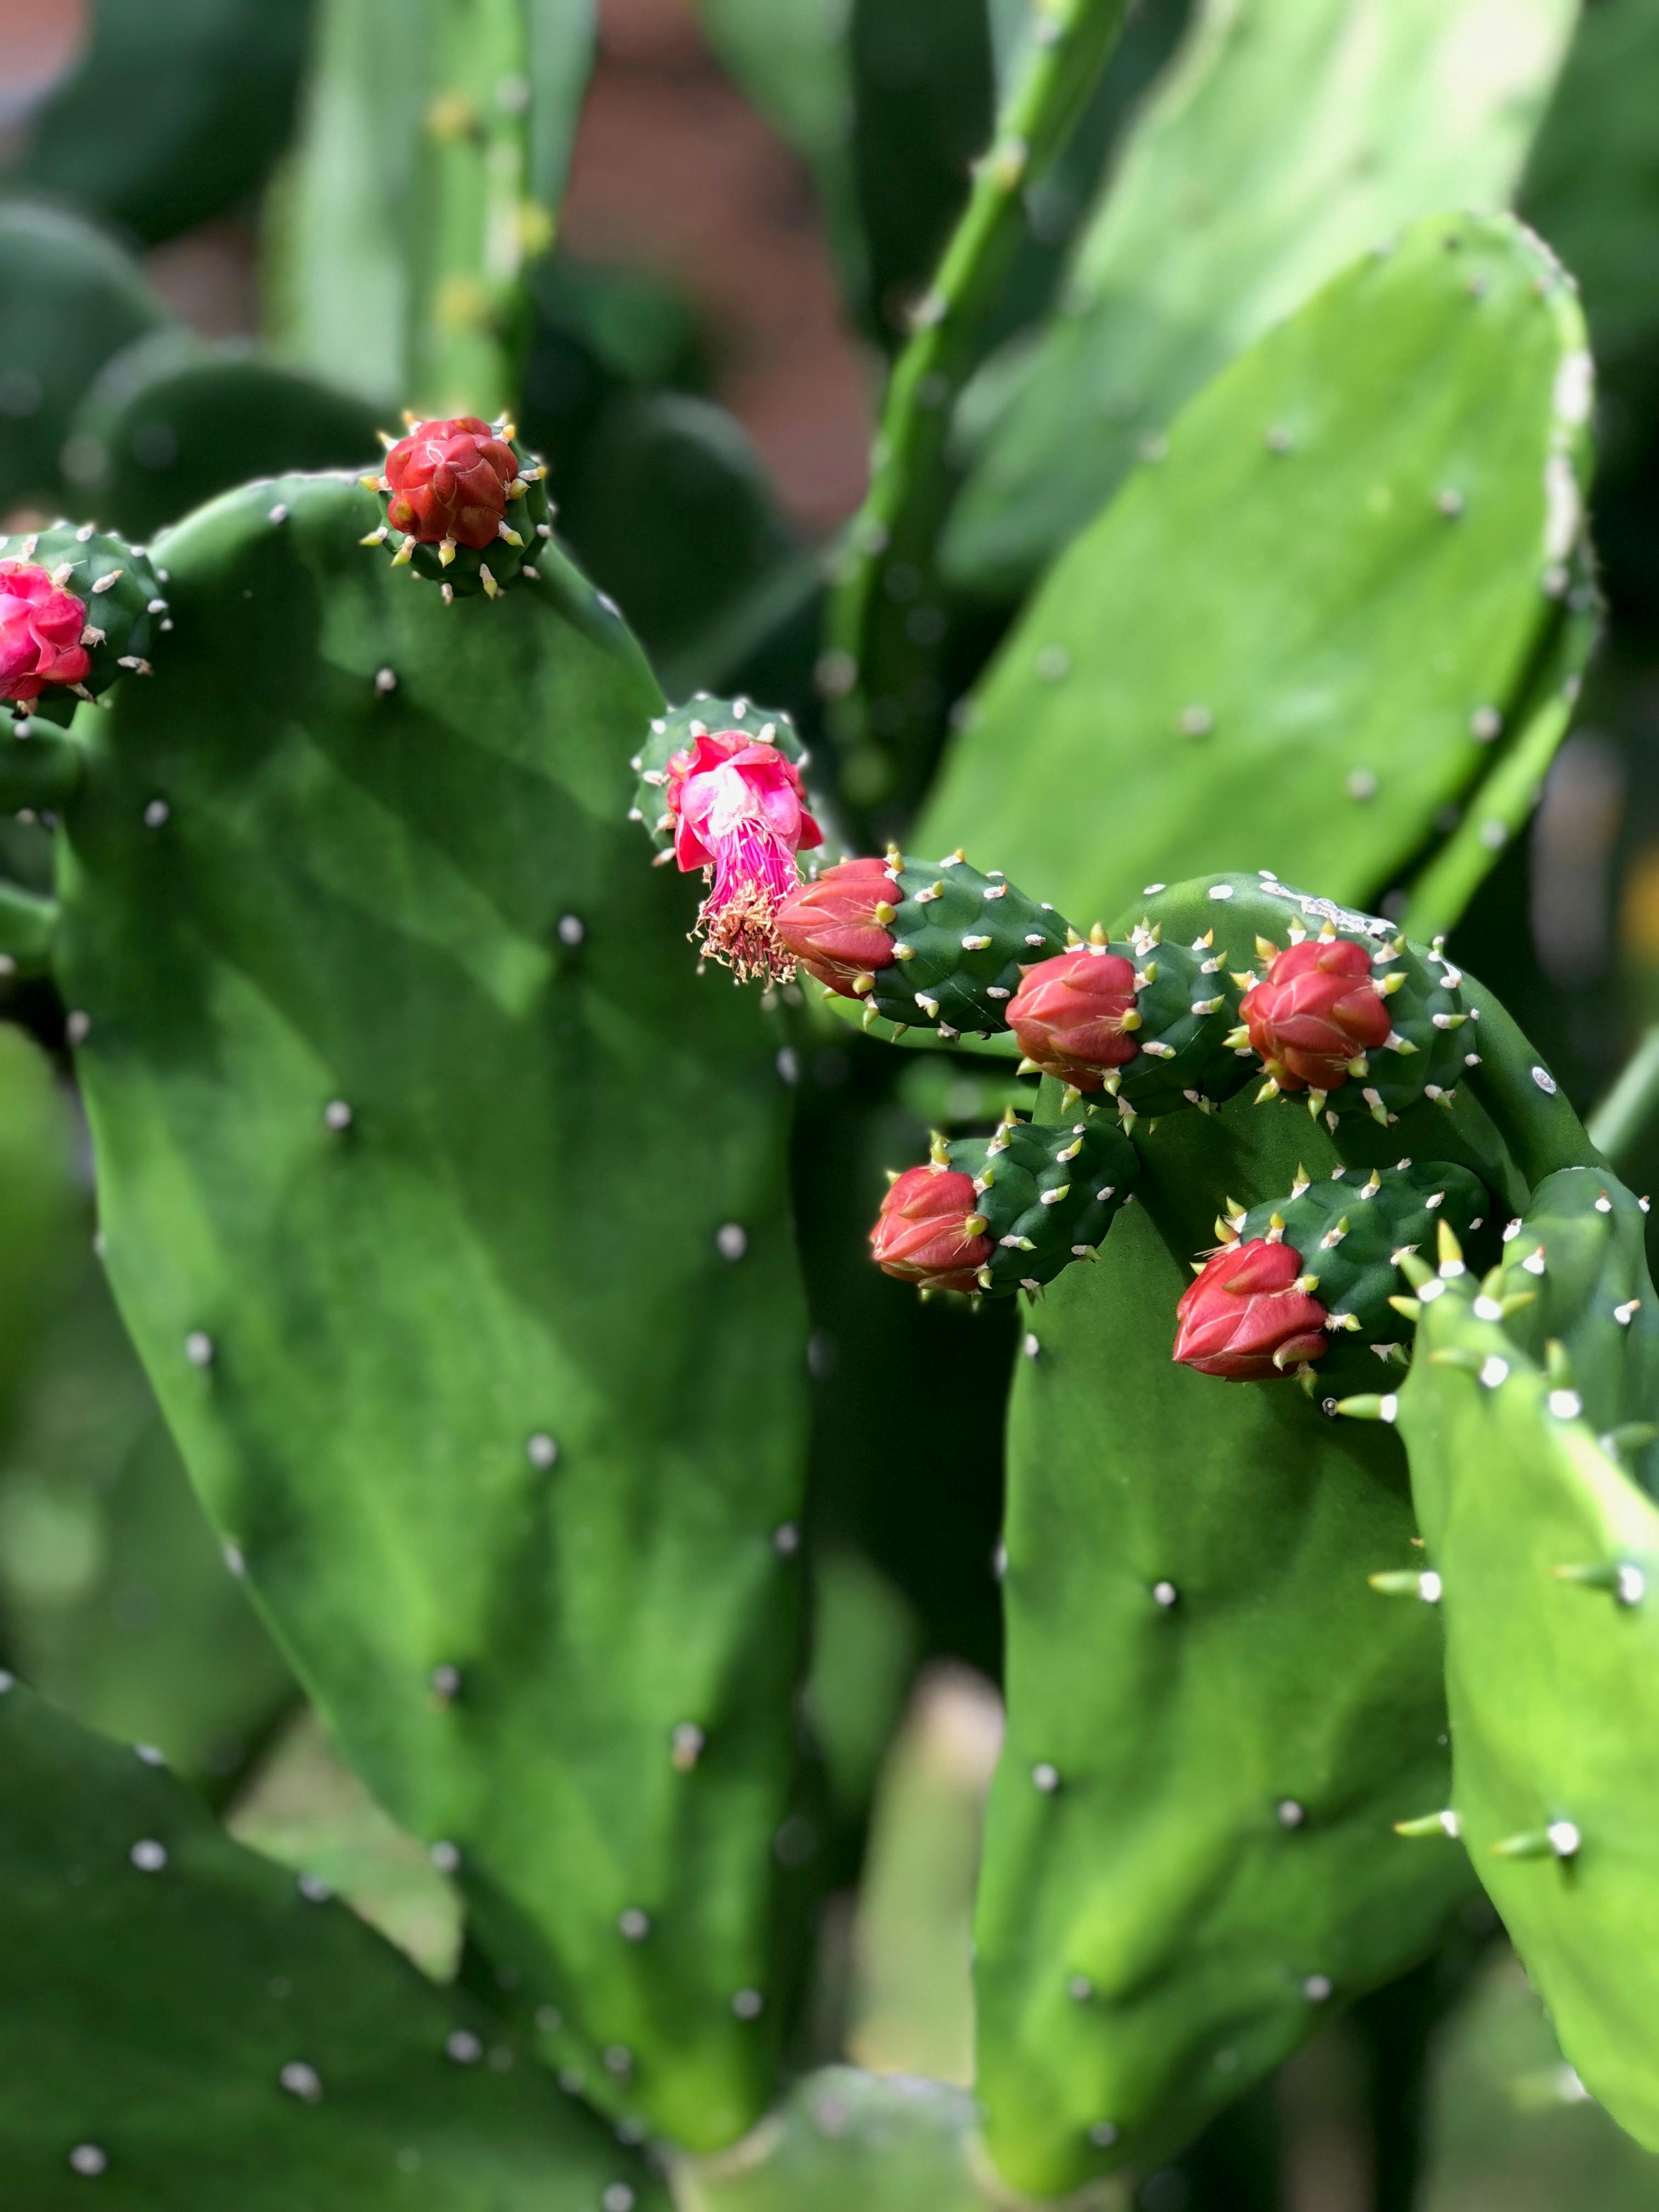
{"left": 1172, "top": 1238, "right": 1328, "bottom": 1380}
{"left": 870, "top": 1164, "right": 991, "bottom": 1293}
{"left": 665, "top": 730, "right": 822, "bottom": 982}
{"left": 1240, "top": 939, "right": 1391, "bottom": 1092}
{"left": 0, "top": 562, "right": 91, "bottom": 705}
{"left": 384, "top": 417, "right": 518, "bottom": 550}
{"left": 776, "top": 856, "right": 898, "bottom": 994}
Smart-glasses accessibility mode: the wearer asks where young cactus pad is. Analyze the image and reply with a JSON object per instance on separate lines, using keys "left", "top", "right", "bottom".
{"left": 860, "top": 854, "right": 1069, "bottom": 1036}
{"left": 0, "top": 522, "right": 167, "bottom": 724}
{"left": 951, "top": 1111, "right": 1138, "bottom": 1297}
{"left": 32, "top": 473, "right": 810, "bottom": 2151}
{"left": 0, "top": 1679, "right": 665, "bottom": 2208}
{"left": 1396, "top": 1269, "right": 1659, "bottom": 2151}
{"left": 1218, "top": 1160, "right": 1491, "bottom": 1357}
{"left": 1494, "top": 1166, "right": 1659, "bottom": 1498}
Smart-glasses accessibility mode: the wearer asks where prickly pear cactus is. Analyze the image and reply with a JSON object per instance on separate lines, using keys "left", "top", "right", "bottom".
{"left": 25, "top": 475, "right": 809, "bottom": 2151}
{"left": 1395, "top": 1260, "right": 1659, "bottom": 2152}
{"left": 0, "top": 1678, "right": 663, "bottom": 2208}
{"left": 968, "top": 868, "right": 1604, "bottom": 2196}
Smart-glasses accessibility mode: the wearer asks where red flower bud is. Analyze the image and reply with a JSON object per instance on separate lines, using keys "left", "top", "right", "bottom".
{"left": 776, "top": 857, "right": 898, "bottom": 995}
{"left": 870, "top": 1164, "right": 992, "bottom": 1294}
{"left": 384, "top": 417, "right": 518, "bottom": 551}
{"left": 1008, "top": 947, "right": 1138, "bottom": 1088}
{"left": 0, "top": 561, "right": 91, "bottom": 705}
{"left": 1172, "top": 1238, "right": 1328, "bottom": 1380}
{"left": 1240, "top": 939, "right": 1391, "bottom": 1092}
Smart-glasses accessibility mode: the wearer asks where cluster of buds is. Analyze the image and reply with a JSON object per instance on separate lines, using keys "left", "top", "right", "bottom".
{"left": 362, "top": 415, "right": 553, "bottom": 601}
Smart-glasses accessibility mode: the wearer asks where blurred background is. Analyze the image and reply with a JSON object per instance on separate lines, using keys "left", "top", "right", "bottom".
{"left": 4, "top": 1, "right": 1659, "bottom": 2204}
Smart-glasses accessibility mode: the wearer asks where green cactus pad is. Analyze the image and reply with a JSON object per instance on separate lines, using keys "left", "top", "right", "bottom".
{"left": 65, "top": 334, "right": 384, "bottom": 541}
{"left": 630, "top": 692, "right": 813, "bottom": 854}
{"left": 920, "top": 212, "right": 1595, "bottom": 941}
{"left": 944, "top": 0, "right": 1578, "bottom": 596}
{"left": 0, "top": 200, "right": 172, "bottom": 516}
{"left": 949, "top": 1109, "right": 1138, "bottom": 1296}
{"left": 0, "top": 522, "right": 168, "bottom": 725}
{"left": 0, "top": 1678, "right": 664, "bottom": 2208}
{"left": 44, "top": 472, "right": 809, "bottom": 2151}
{"left": 1228, "top": 1161, "right": 1491, "bottom": 1352}
{"left": 1496, "top": 1166, "right": 1659, "bottom": 1499}
{"left": 975, "top": 1074, "right": 1476, "bottom": 2195}
{"left": 1397, "top": 1271, "right": 1659, "bottom": 2154}
{"left": 868, "top": 854, "right": 1069, "bottom": 1037}
{"left": 366, "top": 424, "right": 554, "bottom": 602}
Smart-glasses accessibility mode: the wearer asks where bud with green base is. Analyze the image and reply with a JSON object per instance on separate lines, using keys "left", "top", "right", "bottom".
{"left": 0, "top": 523, "right": 167, "bottom": 726}
{"left": 1229, "top": 917, "right": 1475, "bottom": 1126}
{"left": 872, "top": 1111, "right": 1139, "bottom": 1299}
{"left": 1010, "top": 917, "right": 1249, "bottom": 1120}
{"left": 362, "top": 414, "right": 554, "bottom": 602}
{"left": 1207, "top": 1160, "right": 1493, "bottom": 1368}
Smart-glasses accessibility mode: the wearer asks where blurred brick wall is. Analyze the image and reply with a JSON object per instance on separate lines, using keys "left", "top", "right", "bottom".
{"left": 563, "top": 0, "right": 871, "bottom": 535}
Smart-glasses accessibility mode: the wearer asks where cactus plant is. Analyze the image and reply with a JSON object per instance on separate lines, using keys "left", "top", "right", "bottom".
{"left": 0, "top": 475, "right": 811, "bottom": 2154}
{"left": 5, "top": 4, "right": 1659, "bottom": 2208}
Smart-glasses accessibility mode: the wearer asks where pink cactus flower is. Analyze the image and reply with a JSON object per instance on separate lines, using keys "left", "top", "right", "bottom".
{"left": 0, "top": 562, "right": 91, "bottom": 706}
{"left": 665, "top": 729, "right": 823, "bottom": 981}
